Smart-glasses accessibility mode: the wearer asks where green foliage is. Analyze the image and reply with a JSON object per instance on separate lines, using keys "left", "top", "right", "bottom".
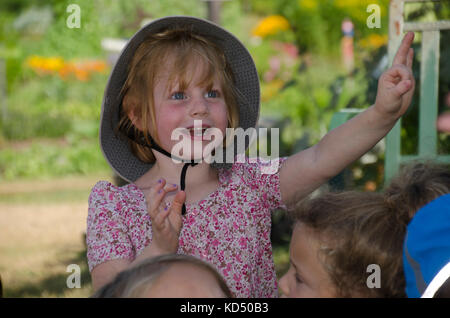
{"left": 272, "top": 0, "right": 390, "bottom": 55}
{"left": 261, "top": 60, "right": 369, "bottom": 147}
{"left": 0, "top": 0, "right": 212, "bottom": 181}
{"left": 243, "top": 0, "right": 279, "bottom": 16}
{"left": 247, "top": 40, "right": 279, "bottom": 78}
{"left": 1, "top": 0, "right": 208, "bottom": 84}
{"left": 1, "top": 0, "right": 447, "bottom": 183}
{"left": 0, "top": 0, "right": 59, "bottom": 13}
{"left": 1, "top": 72, "right": 106, "bottom": 140}
{"left": 0, "top": 136, "right": 109, "bottom": 181}
{"left": 221, "top": 0, "right": 249, "bottom": 42}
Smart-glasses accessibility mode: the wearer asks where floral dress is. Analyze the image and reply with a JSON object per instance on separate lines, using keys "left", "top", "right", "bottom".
{"left": 86, "top": 156, "right": 288, "bottom": 297}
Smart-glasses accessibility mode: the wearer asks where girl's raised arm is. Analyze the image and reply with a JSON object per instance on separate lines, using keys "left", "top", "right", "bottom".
{"left": 279, "top": 32, "right": 415, "bottom": 208}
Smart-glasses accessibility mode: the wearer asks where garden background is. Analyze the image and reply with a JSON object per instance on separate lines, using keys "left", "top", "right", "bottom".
{"left": 0, "top": 0, "right": 449, "bottom": 297}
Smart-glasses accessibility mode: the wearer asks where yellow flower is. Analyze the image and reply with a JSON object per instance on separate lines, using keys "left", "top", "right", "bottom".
{"left": 252, "top": 15, "right": 290, "bottom": 38}
{"left": 26, "top": 56, "right": 64, "bottom": 72}
{"left": 44, "top": 57, "right": 65, "bottom": 72}
{"left": 26, "top": 56, "right": 45, "bottom": 69}
{"left": 261, "top": 79, "right": 284, "bottom": 102}
{"left": 359, "top": 34, "right": 388, "bottom": 49}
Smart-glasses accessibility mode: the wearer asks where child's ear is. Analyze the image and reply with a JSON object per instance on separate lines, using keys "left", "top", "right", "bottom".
{"left": 124, "top": 94, "right": 144, "bottom": 131}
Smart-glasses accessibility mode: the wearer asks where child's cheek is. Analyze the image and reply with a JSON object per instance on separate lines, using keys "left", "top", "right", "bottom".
{"left": 155, "top": 108, "right": 183, "bottom": 144}
{"left": 211, "top": 101, "right": 229, "bottom": 130}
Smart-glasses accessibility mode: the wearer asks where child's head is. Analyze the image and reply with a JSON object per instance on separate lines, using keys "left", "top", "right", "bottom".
{"left": 101, "top": 16, "right": 260, "bottom": 184}
{"left": 116, "top": 26, "right": 240, "bottom": 163}
{"left": 383, "top": 162, "right": 450, "bottom": 298}
{"left": 384, "top": 161, "right": 450, "bottom": 219}
{"left": 384, "top": 162, "right": 450, "bottom": 297}
{"left": 93, "top": 254, "right": 233, "bottom": 298}
{"left": 279, "top": 191, "right": 410, "bottom": 298}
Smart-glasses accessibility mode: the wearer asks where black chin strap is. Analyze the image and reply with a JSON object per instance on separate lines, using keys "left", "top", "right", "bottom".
{"left": 179, "top": 161, "right": 198, "bottom": 215}
{"left": 128, "top": 131, "right": 198, "bottom": 215}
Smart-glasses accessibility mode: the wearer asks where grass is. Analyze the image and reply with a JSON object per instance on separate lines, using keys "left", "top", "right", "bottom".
{"left": 0, "top": 137, "right": 111, "bottom": 181}
{"left": 0, "top": 174, "right": 109, "bottom": 204}
{"left": 0, "top": 174, "right": 290, "bottom": 297}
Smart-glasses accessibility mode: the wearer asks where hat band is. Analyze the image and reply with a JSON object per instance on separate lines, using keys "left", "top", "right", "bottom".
{"left": 127, "top": 130, "right": 198, "bottom": 215}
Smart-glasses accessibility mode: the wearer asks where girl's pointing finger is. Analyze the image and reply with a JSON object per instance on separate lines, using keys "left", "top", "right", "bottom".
{"left": 393, "top": 31, "right": 414, "bottom": 66}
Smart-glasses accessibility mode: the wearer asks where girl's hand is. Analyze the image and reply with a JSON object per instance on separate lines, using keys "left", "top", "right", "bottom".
{"left": 374, "top": 31, "right": 415, "bottom": 120}
{"left": 142, "top": 178, "right": 186, "bottom": 255}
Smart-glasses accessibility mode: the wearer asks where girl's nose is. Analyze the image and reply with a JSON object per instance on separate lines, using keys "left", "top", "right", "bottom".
{"left": 189, "top": 95, "right": 209, "bottom": 117}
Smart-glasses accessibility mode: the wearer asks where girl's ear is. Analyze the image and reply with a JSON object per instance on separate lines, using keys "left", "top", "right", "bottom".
{"left": 124, "top": 94, "right": 144, "bottom": 131}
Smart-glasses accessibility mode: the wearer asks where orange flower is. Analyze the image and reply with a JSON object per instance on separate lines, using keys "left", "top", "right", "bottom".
{"left": 364, "top": 181, "right": 377, "bottom": 192}
{"left": 58, "top": 62, "right": 76, "bottom": 79}
{"left": 26, "top": 55, "right": 108, "bottom": 81}
{"left": 85, "top": 60, "right": 107, "bottom": 72}
{"left": 74, "top": 68, "right": 89, "bottom": 81}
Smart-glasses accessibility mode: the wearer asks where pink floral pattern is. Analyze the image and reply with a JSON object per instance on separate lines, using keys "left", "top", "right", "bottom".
{"left": 86, "top": 157, "right": 288, "bottom": 298}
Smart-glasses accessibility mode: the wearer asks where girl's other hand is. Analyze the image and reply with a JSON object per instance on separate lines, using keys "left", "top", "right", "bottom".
{"left": 142, "top": 178, "right": 186, "bottom": 254}
{"left": 374, "top": 31, "right": 415, "bottom": 120}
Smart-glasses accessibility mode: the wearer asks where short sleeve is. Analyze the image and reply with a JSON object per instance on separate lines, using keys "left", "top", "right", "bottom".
{"left": 235, "top": 156, "right": 288, "bottom": 212}
{"left": 86, "top": 181, "right": 135, "bottom": 272}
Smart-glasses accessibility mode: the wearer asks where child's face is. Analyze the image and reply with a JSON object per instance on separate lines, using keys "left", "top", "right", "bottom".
{"left": 278, "top": 223, "right": 337, "bottom": 298}
{"left": 142, "top": 263, "right": 229, "bottom": 298}
{"left": 152, "top": 57, "right": 229, "bottom": 160}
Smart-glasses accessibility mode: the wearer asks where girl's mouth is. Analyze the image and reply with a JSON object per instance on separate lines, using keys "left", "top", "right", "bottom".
{"left": 189, "top": 127, "right": 207, "bottom": 135}
{"left": 185, "top": 125, "right": 212, "bottom": 141}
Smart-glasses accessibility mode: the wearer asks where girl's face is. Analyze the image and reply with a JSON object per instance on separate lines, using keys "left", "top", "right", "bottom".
{"left": 152, "top": 58, "right": 228, "bottom": 160}
{"left": 278, "top": 223, "right": 337, "bottom": 298}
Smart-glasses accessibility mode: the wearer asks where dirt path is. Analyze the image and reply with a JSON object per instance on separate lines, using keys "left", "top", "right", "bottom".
{"left": 0, "top": 174, "right": 112, "bottom": 297}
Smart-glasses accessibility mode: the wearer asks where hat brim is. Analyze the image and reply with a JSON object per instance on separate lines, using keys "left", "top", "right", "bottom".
{"left": 100, "top": 15, "right": 260, "bottom": 183}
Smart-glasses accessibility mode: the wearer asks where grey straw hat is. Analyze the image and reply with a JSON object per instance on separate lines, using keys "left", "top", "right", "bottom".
{"left": 100, "top": 15, "right": 260, "bottom": 184}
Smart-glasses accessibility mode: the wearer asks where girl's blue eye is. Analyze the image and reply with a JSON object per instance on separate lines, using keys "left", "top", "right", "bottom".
{"left": 206, "top": 90, "right": 220, "bottom": 98}
{"left": 171, "top": 92, "right": 186, "bottom": 100}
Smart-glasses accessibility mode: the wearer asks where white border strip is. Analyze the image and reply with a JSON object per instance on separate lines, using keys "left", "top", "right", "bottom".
{"left": 421, "top": 262, "right": 450, "bottom": 298}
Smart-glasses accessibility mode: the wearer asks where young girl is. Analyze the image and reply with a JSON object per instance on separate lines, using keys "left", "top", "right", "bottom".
{"left": 278, "top": 191, "right": 411, "bottom": 298}
{"left": 87, "top": 16, "right": 415, "bottom": 297}
{"left": 93, "top": 254, "right": 233, "bottom": 298}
